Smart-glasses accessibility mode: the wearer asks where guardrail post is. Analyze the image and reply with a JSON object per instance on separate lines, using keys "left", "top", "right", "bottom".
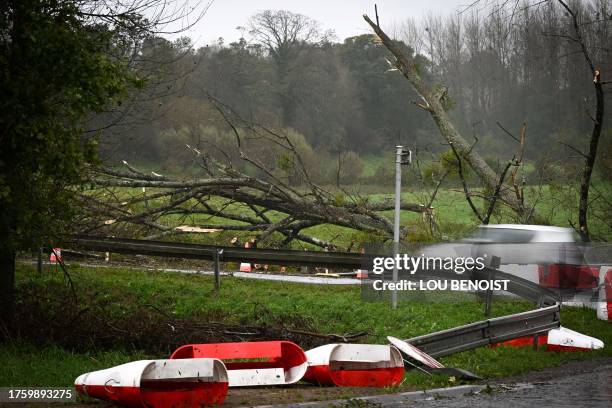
{"left": 484, "top": 256, "right": 501, "bottom": 316}
{"left": 214, "top": 249, "right": 223, "bottom": 290}
{"left": 37, "top": 247, "right": 43, "bottom": 273}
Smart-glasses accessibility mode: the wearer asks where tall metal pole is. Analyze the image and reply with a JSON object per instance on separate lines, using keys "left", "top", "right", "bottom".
{"left": 392, "top": 145, "right": 403, "bottom": 309}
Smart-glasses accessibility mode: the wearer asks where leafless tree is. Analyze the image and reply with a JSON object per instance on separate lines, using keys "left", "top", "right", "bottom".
{"left": 555, "top": 0, "right": 607, "bottom": 241}
{"left": 248, "top": 10, "right": 333, "bottom": 125}
{"left": 249, "top": 10, "right": 330, "bottom": 59}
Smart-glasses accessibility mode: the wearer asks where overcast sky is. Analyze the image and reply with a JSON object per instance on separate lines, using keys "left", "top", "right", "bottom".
{"left": 166, "top": 0, "right": 469, "bottom": 46}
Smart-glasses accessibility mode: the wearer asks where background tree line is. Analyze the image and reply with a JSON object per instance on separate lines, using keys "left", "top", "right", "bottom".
{"left": 99, "top": 1, "right": 611, "bottom": 186}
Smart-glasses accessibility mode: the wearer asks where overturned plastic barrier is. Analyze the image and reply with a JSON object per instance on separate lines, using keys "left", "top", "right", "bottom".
{"left": 170, "top": 341, "right": 307, "bottom": 387}
{"left": 559, "top": 267, "right": 611, "bottom": 322}
{"left": 492, "top": 326, "right": 604, "bottom": 352}
{"left": 303, "top": 344, "right": 404, "bottom": 387}
{"left": 74, "top": 358, "right": 228, "bottom": 407}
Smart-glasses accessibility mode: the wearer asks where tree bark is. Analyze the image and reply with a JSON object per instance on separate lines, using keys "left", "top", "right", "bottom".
{"left": 557, "top": 0, "right": 605, "bottom": 241}
{"left": 363, "top": 14, "right": 530, "bottom": 219}
{"left": 578, "top": 78, "right": 604, "bottom": 241}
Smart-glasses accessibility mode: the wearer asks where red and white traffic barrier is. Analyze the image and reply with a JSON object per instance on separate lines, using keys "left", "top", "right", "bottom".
{"left": 597, "top": 267, "right": 611, "bottom": 321}
{"left": 49, "top": 248, "right": 62, "bottom": 264}
{"left": 492, "top": 326, "right": 604, "bottom": 352}
{"left": 74, "top": 359, "right": 228, "bottom": 407}
{"left": 303, "top": 344, "right": 404, "bottom": 387}
{"left": 239, "top": 241, "right": 252, "bottom": 272}
{"left": 170, "top": 341, "right": 308, "bottom": 387}
{"left": 538, "top": 263, "right": 599, "bottom": 289}
{"left": 558, "top": 266, "right": 611, "bottom": 322}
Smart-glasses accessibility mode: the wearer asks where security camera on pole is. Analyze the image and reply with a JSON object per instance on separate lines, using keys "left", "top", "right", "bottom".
{"left": 392, "top": 146, "right": 411, "bottom": 309}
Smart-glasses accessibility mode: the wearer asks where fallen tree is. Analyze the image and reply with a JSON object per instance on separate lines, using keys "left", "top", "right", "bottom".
{"left": 363, "top": 13, "right": 534, "bottom": 222}
{"left": 80, "top": 99, "right": 430, "bottom": 249}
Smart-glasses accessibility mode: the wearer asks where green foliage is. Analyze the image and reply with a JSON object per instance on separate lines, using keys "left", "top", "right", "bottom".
{"left": 337, "top": 151, "right": 365, "bottom": 184}
{"left": 276, "top": 153, "right": 294, "bottom": 172}
{"left": 366, "top": 166, "right": 395, "bottom": 186}
{"left": 0, "top": 0, "right": 137, "bottom": 249}
{"left": 421, "top": 160, "right": 446, "bottom": 185}
{"left": 0, "top": 342, "right": 147, "bottom": 387}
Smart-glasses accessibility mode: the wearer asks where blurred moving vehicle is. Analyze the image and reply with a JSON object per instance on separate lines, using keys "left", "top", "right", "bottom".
{"left": 418, "top": 224, "right": 599, "bottom": 289}
{"left": 401, "top": 224, "right": 610, "bottom": 319}
{"left": 463, "top": 224, "right": 598, "bottom": 290}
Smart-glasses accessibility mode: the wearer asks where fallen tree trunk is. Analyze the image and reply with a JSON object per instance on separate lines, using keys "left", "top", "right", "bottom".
{"left": 363, "top": 14, "right": 533, "bottom": 221}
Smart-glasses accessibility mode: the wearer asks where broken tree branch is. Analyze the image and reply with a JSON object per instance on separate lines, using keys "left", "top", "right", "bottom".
{"left": 363, "top": 13, "right": 535, "bottom": 221}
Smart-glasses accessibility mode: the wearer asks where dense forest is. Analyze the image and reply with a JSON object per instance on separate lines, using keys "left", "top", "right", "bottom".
{"left": 95, "top": 0, "right": 611, "bottom": 184}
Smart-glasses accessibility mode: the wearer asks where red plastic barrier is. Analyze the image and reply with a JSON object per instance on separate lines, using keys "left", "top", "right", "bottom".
{"left": 74, "top": 359, "right": 228, "bottom": 407}
{"left": 170, "top": 341, "right": 307, "bottom": 387}
{"left": 491, "top": 326, "right": 604, "bottom": 352}
{"left": 49, "top": 248, "right": 62, "bottom": 264}
{"left": 303, "top": 344, "right": 404, "bottom": 387}
{"left": 598, "top": 268, "right": 612, "bottom": 321}
{"left": 538, "top": 264, "right": 599, "bottom": 289}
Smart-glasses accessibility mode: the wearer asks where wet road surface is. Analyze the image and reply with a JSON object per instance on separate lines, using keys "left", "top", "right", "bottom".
{"left": 412, "top": 362, "right": 611, "bottom": 408}
{"left": 262, "top": 358, "right": 612, "bottom": 408}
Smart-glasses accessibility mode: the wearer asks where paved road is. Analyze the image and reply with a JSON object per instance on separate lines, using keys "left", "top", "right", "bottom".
{"left": 263, "top": 358, "right": 612, "bottom": 408}
{"left": 410, "top": 361, "right": 612, "bottom": 408}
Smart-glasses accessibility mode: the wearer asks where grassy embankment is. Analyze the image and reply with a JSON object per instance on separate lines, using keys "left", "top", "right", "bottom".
{"left": 2, "top": 263, "right": 610, "bottom": 392}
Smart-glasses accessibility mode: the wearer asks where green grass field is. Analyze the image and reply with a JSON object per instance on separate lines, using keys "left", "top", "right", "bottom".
{"left": 2, "top": 263, "right": 610, "bottom": 391}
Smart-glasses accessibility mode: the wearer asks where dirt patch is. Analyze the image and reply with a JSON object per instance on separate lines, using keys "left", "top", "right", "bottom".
{"left": 222, "top": 384, "right": 408, "bottom": 407}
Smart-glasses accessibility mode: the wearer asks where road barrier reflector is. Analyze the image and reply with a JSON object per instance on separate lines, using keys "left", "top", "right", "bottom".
{"left": 74, "top": 358, "right": 228, "bottom": 407}
{"left": 303, "top": 344, "right": 404, "bottom": 387}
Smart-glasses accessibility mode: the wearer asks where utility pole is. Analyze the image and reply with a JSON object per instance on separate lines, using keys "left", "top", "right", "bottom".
{"left": 392, "top": 146, "right": 411, "bottom": 309}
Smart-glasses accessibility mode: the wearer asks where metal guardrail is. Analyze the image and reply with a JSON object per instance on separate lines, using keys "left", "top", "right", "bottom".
{"left": 68, "top": 235, "right": 560, "bottom": 305}
{"left": 405, "top": 305, "right": 561, "bottom": 358}
{"left": 472, "top": 267, "right": 559, "bottom": 306}
{"left": 69, "top": 235, "right": 362, "bottom": 268}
